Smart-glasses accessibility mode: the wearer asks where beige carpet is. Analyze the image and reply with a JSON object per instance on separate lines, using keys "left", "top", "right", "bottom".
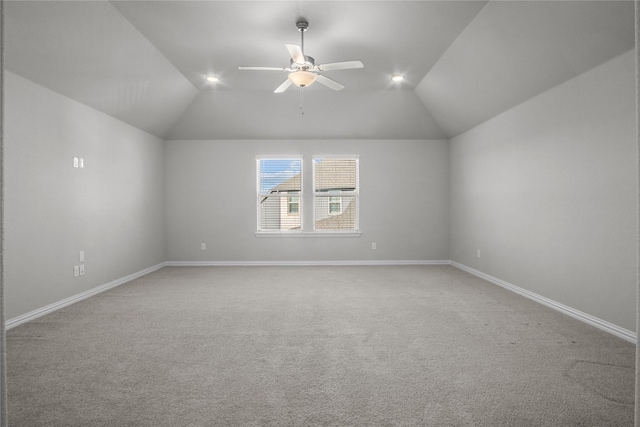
{"left": 7, "top": 265, "right": 635, "bottom": 426}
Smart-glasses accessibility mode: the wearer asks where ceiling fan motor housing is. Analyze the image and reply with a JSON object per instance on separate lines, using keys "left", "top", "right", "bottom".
{"left": 290, "top": 56, "right": 315, "bottom": 71}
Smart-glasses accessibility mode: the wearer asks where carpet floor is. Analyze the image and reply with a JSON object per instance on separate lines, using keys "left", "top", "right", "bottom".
{"left": 7, "top": 265, "right": 635, "bottom": 426}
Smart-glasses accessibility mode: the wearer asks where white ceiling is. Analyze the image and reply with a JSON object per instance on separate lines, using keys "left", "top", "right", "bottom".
{"left": 416, "top": 0, "right": 636, "bottom": 137}
{"left": 4, "top": 1, "right": 635, "bottom": 140}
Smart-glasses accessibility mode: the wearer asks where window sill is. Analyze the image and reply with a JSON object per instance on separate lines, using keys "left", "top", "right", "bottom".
{"left": 255, "top": 231, "right": 361, "bottom": 238}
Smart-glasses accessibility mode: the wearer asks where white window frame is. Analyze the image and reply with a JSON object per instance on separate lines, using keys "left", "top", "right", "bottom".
{"left": 312, "top": 156, "right": 360, "bottom": 233}
{"left": 255, "top": 155, "right": 361, "bottom": 237}
{"left": 256, "top": 156, "right": 303, "bottom": 233}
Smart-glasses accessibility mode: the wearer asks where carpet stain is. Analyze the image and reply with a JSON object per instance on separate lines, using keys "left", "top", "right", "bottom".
{"left": 564, "top": 360, "right": 634, "bottom": 405}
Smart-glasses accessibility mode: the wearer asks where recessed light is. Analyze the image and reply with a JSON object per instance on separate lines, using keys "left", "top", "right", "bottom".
{"left": 391, "top": 75, "right": 404, "bottom": 82}
{"left": 206, "top": 75, "right": 219, "bottom": 83}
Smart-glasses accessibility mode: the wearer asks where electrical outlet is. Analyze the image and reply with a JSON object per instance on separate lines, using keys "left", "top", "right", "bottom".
{"left": 73, "top": 266, "right": 80, "bottom": 277}
{"left": 79, "top": 251, "right": 85, "bottom": 262}
{"left": 79, "top": 264, "right": 85, "bottom": 276}
{"left": 201, "top": 243, "right": 206, "bottom": 250}
{"left": 372, "top": 242, "right": 377, "bottom": 250}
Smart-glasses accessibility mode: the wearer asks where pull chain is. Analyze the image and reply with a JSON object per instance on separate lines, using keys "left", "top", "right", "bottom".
{"left": 299, "top": 88, "right": 304, "bottom": 116}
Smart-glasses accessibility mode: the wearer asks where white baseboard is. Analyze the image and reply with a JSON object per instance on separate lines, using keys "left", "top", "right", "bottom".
{"left": 6, "top": 262, "right": 167, "bottom": 330}
{"left": 166, "top": 260, "right": 451, "bottom": 267}
{"left": 9, "top": 260, "right": 633, "bottom": 344}
{"left": 450, "top": 261, "right": 636, "bottom": 343}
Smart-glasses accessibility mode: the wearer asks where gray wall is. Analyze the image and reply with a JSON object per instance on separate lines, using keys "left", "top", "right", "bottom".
{"left": 449, "top": 50, "right": 637, "bottom": 331}
{"left": 165, "top": 139, "right": 449, "bottom": 263}
{"left": 166, "top": 90, "right": 447, "bottom": 140}
{"left": 4, "top": 72, "right": 166, "bottom": 319}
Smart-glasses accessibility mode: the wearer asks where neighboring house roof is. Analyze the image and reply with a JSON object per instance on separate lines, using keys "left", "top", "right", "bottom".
{"left": 315, "top": 197, "right": 357, "bottom": 230}
{"left": 271, "top": 174, "right": 301, "bottom": 193}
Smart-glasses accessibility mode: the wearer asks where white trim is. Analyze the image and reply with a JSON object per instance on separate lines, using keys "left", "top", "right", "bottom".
{"left": 312, "top": 154, "right": 360, "bottom": 160}
{"left": 6, "top": 263, "right": 167, "bottom": 330}
{"left": 255, "top": 155, "right": 304, "bottom": 160}
{"left": 255, "top": 231, "right": 361, "bottom": 238}
{"left": 257, "top": 157, "right": 304, "bottom": 233}
{"left": 312, "top": 156, "right": 359, "bottom": 232}
{"left": 450, "top": 261, "right": 636, "bottom": 343}
{"left": 166, "top": 260, "right": 449, "bottom": 267}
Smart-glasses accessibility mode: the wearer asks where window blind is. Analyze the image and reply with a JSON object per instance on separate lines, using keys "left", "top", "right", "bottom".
{"left": 257, "top": 158, "right": 302, "bottom": 231}
{"left": 313, "top": 157, "right": 359, "bottom": 231}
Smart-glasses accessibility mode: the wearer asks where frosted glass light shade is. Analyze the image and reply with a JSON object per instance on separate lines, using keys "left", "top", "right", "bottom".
{"left": 288, "top": 71, "right": 317, "bottom": 88}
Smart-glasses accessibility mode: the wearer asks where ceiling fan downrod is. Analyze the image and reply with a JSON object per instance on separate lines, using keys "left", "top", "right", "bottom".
{"left": 296, "top": 20, "right": 308, "bottom": 54}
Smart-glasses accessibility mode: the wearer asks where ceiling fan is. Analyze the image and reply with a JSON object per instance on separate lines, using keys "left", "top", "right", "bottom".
{"left": 239, "top": 19, "right": 364, "bottom": 93}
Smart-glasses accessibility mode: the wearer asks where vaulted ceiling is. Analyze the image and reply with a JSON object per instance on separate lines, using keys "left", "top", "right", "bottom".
{"left": 4, "top": 1, "right": 635, "bottom": 140}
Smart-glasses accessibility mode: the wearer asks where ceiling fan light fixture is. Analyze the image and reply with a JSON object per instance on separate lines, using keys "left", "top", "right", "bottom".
{"left": 239, "top": 19, "right": 362, "bottom": 93}
{"left": 288, "top": 70, "right": 317, "bottom": 88}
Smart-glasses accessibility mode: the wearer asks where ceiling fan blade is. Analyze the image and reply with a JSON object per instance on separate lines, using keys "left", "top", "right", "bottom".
{"left": 285, "top": 44, "right": 305, "bottom": 64}
{"left": 317, "top": 60, "right": 364, "bottom": 71}
{"left": 238, "top": 66, "right": 287, "bottom": 71}
{"left": 274, "top": 79, "right": 293, "bottom": 93}
{"left": 315, "top": 74, "right": 344, "bottom": 91}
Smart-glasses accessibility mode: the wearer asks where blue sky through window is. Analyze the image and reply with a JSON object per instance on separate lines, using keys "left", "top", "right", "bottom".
{"left": 259, "top": 159, "right": 302, "bottom": 193}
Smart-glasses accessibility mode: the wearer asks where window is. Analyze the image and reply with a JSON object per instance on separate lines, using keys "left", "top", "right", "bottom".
{"left": 328, "top": 196, "right": 342, "bottom": 215}
{"left": 257, "top": 158, "right": 302, "bottom": 231}
{"left": 256, "top": 156, "right": 359, "bottom": 234}
{"left": 313, "top": 157, "right": 359, "bottom": 231}
{"left": 288, "top": 197, "right": 300, "bottom": 215}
